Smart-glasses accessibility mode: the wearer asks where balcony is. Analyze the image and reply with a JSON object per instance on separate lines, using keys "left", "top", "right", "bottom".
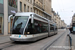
{"left": 33, "top": 3, "right": 44, "bottom": 11}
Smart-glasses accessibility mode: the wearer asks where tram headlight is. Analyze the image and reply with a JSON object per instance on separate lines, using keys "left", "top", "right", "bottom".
{"left": 27, "top": 32, "right": 30, "bottom": 34}
{"left": 24, "top": 32, "right": 30, "bottom": 34}
{"left": 24, "top": 32, "right": 30, "bottom": 37}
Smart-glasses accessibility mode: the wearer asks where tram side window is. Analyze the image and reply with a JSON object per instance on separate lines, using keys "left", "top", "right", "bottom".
{"left": 55, "top": 26, "right": 57, "bottom": 30}
{"left": 24, "top": 19, "right": 48, "bottom": 34}
{"left": 34, "top": 20, "right": 48, "bottom": 33}
{"left": 50, "top": 24, "right": 54, "bottom": 31}
{"left": 24, "top": 19, "right": 36, "bottom": 34}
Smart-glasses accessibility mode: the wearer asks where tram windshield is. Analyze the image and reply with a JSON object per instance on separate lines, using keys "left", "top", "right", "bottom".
{"left": 12, "top": 16, "right": 29, "bottom": 34}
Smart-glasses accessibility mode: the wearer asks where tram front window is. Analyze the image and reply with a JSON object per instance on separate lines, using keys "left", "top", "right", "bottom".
{"left": 12, "top": 16, "right": 29, "bottom": 34}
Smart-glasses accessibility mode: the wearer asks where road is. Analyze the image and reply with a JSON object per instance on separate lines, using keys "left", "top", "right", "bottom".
{"left": 0, "top": 30, "right": 70, "bottom": 50}
{"left": 47, "top": 30, "right": 70, "bottom": 50}
{"left": 70, "top": 33, "right": 75, "bottom": 50}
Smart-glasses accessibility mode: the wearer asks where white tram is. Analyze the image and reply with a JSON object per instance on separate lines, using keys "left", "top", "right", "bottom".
{"left": 9, "top": 12, "right": 57, "bottom": 41}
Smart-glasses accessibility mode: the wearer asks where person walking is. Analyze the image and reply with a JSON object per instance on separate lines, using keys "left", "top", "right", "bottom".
{"left": 69, "top": 27, "right": 73, "bottom": 33}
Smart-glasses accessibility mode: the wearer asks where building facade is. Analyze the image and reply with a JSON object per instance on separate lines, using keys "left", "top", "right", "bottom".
{"left": 19, "top": 0, "right": 52, "bottom": 20}
{"left": 0, "top": 0, "right": 18, "bottom": 35}
{"left": 19, "top": 0, "right": 33, "bottom": 12}
{"left": 70, "top": 13, "right": 75, "bottom": 27}
{"left": 72, "top": 14, "right": 75, "bottom": 24}
{"left": 0, "top": 0, "right": 4, "bottom": 34}
{"left": 61, "top": 20, "right": 66, "bottom": 28}
{"left": 44, "top": 0, "right": 52, "bottom": 15}
{"left": 51, "top": 9, "right": 66, "bottom": 29}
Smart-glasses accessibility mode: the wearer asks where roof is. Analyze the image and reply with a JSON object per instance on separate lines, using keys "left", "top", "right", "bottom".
{"left": 73, "top": 13, "right": 75, "bottom": 17}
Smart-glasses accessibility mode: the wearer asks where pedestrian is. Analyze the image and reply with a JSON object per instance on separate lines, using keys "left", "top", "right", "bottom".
{"left": 69, "top": 27, "right": 73, "bottom": 33}
{"left": 67, "top": 27, "right": 72, "bottom": 36}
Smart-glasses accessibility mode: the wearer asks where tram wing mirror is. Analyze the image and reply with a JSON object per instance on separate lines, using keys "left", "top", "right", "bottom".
{"left": 31, "top": 14, "right": 34, "bottom": 23}
{"left": 8, "top": 15, "right": 15, "bottom": 23}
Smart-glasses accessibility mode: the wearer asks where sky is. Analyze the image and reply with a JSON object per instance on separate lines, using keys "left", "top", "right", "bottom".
{"left": 52, "top": 0, "right": 75, "bottom": 25}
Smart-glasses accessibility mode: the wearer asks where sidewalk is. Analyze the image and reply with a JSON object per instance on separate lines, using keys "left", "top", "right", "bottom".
{"left": 70, "top": 34, "right": 75, "bottom": 50}
{"left": 0, "top": 35, "right": 10, "bottom": 44}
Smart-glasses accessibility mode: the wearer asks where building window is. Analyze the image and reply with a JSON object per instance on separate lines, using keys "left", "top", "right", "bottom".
{"left": 8, "top": 0, "right": 17, "bottom": 8}
{"left": 38, "top": 11, "right": 39, "bottom": 15}
{"left": 24, "top": 4, "right": 26, "bottom": 12}
{"left": 0, "top": 0, "right": 3, "bottom": 4}
{"left": 27, "top": 6, "right": 29, "bottom": 12}
{"left": 31, "top": 8, "right": 32, "bottom": 12}
{"left": 20, "top": 2, "right": 22, "bottom": 12}
{"left": 34, "top": 9, "right": 35, "bottom": 13}
{"left": 37, "top": 10, "right": 38, "bottom": 14}
{"left": 34, "top": 0, "right": 35, "bottom": 3}
{"left": 49, "top": 0, "right": 51, "bottom": 2}
{"left": 28, "top": 0, "right": 29, "bottom": 2}
{"left": 38, "top": 0, "right": 43, "bottom": 4}
{"left": 30, "top": 0, "right": 32, "bottom": 3}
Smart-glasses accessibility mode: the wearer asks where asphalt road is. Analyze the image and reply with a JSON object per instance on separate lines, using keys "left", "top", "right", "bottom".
{"left": 70, "top": 33, "right": 75, "bottom": 50}
{"left": 0, "top": 30, "right": 70, "bottom": 50}
{"left": 47, "top": 30, "right": 70, "bottom": 50}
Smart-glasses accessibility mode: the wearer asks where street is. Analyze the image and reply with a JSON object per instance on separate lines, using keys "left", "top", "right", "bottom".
{"left": 0, "top": 0, "right": 74, "bottom": 50}
{"left": 70, "top": 33, "right": 75, "bottom": 50}
{"left": 47, "top": 30, "right": 70, "bottom": 50}
{"left": 0, "top": 29, "right": 70, "bottom": 50}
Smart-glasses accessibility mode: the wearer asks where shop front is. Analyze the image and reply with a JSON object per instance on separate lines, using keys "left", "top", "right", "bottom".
{"left": 8, "top": 0, "right": 17, "bottom": 34}
{"left": 0, "top": 14, "right": 3, "bottom": 34}
{"left": 0, "top": 0, "right": 4, "bottom": 34}
{"left": 0, "top": 0, "right": 17, "bottom": 35}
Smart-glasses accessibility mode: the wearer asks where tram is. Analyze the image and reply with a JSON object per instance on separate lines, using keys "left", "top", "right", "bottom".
{"left": 9, "top": 12, "right": 57, "bottom": 41}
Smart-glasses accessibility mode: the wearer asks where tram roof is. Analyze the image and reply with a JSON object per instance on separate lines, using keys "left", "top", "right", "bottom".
{"left": 15, "top": 12, "right": 50, "bottom": 21}
{"left": 15, "top": 12, "right": 56, "bottom": 25}
{"left": 15, "top": 12, "right": 34, "bottom": 16}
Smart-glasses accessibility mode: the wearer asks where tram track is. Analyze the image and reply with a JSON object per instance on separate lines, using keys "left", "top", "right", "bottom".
{"left": 41, "top": 31, "right": 67, "bottom": 50}
{"left": 0, "top": 41, "right": 11, "bottom": 45}
{"left": 0, "top": 41, "right": 17, "bottom": 50}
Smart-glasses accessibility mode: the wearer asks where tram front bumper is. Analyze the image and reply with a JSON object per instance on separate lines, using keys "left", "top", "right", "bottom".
{"left": 10, "top": 37, "right": 36, "bottom": 42}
